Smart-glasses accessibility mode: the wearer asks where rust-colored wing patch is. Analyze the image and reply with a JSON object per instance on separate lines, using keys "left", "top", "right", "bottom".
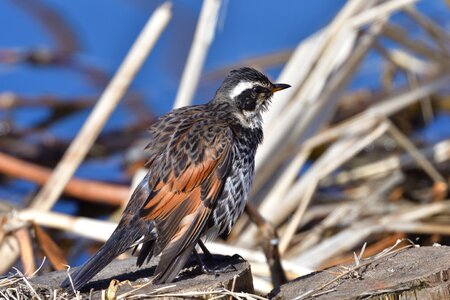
{"left": 138, "top": 120, "right": 233, "bottom": 261}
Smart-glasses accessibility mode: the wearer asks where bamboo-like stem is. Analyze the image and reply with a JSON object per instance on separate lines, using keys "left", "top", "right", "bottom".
{"left": 279, "top": 180, "right": 318, "bottom": 254}
{"left": 408, "top": 72, "right": 434, "bottom": 123}
{"left": 15, "top": 229, "right": 35, "bottom": 275}
{"left": 173, "top": 0, "right": 222, "bottom": 108}
{"left": 258, "top": 0, "right": 378, "bottom": 169}
{"left": 261, "top": 30, "right": 326, "bottom": 129}
{"left": 259, "top": 148, "right": 311, "bottom": 229}
{"left": 256, "top": 16, "right": 359, "bottom": 173}
{"left": 291, "top": 173, "right": 404, "bottom": 257}
{"left": 257, "top": 19, "right": 387, "bottom": 227}
{"left": 0, "top": 152, "right": 129, "bottom": 206}
{"left": 325, "top": 140, "right": 450, "bottom": 186}
{"left": 15, "top": 210, "right": 116, "bottom": 242}
{"left": 290, "top": 220, "right": 383, "bottom": 268}
{"left": 386, "top": 119, "right": 445, "bottom": 183}
{"left": 383, "top": 24, "right": 450, "bottom": 70}
{"left": 385, "top": 222, "right": 450, "bottom": 235}
{"left": 240, "top": 73, "right": 449, "bottom": 246}
{"left": 349, "top": 0, "right": 417, "bottom": 28}
{"left": 30, "top": 2, "right": 171, "bottom": 212}
{"left": 291, "top": 201, "right": 450, "bottom": 267}
{"left": 374, "top": 42, "right": 439, "bottom": 76}
{"left": 0, "top": 3, "right": 172, "bottom": 274}
{"left": 278, "top": 121, "right": 389, "bottom": 254}
{"left": 404, "top": 7, "right": 450, "bottom": 53}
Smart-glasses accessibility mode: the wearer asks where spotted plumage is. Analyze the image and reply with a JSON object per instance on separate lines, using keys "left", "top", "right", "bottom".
{"left": 61, "top": 67, "right": 290, "bottom": 290}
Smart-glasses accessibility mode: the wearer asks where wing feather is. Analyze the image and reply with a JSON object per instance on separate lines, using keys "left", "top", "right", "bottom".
{"left": 135, "top": 112, "right": 234, "bottom": 282}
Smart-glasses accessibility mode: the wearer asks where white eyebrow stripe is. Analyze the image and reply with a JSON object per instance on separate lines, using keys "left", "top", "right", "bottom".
{"left": 229, "top": 81, "right": 255, "bottom": 98}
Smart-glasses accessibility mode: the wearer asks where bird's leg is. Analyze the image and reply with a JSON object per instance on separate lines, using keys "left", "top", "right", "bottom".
{"left": 197, "top": 240, "right": 213, "bottom": 260}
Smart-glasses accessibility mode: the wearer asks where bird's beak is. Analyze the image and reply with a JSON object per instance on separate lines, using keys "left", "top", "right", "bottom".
{"left": 271, "top": 83, "right": 291, "bottom": 93}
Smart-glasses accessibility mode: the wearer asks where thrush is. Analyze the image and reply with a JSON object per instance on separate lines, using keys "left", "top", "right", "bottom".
{"left": 61, "top": 67, "right": 290, "bottom": 290}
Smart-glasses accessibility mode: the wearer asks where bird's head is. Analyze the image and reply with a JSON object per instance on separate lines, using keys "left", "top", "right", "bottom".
{"left": 213, "top": 67, "right": 290, "bottom": 128}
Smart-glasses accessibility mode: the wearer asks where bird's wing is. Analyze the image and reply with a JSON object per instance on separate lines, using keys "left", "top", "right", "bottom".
{"left": 134, "top": 114, "right": 234, "bottom": 281}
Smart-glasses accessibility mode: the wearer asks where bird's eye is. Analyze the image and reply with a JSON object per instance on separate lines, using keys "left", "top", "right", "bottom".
{"left": 252, "top": 86, "right": 260, "bottom": 94}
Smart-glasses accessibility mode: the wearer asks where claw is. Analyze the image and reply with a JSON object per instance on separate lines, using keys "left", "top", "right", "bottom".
{"left": 194, "top": 249, "right": 236, "bottom": 276}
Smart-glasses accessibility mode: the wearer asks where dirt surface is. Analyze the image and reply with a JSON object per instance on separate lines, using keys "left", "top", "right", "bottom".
{"left": 23, "top": 254, "right": 253, "bottom": 299}
{"left": 269, "top": 246, "right": 450, "bottom": 300}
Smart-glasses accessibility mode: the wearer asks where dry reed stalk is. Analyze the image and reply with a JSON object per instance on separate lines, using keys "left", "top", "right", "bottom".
{"left": 252, "top": 15, "right": 389, "bottom": 209}
{"left": 327, "top": 139, "right": 450, "bottom": 186}
{"left": 33, "top": 224, "right": 67, "bottom": 271}
{"left": 253, "top": 19, "right": 388, "bottom": 231}
{"left": 14, "top": 209, "right": 116, "bottom": 242}
{"left": 0, "top": 3, "right": 172, "bottom": 274}
{"left": 261, "top": 0, "right": 375, "bottom": 127}
{"left": 368, "top": 74, "right": 449, "bottom": 116}
{"left": 279, "top": 180, "right": 318, "bottom": 254}
{"left": 256, "top": 18, "right": 358, "bottom": 173}
{"left": 239, "top": 70, "right": 449, "bottom": 248}
{"left": 382, "top": 24, "right": 450, "bottom": 70}
{"left": 173, "top": 0, "right": 222, "bottom": 108}
{"left": 258, "top": 148, "right": 311, "bottom": 230}
{"left": 14, "top": 229, "right": 35, "bottom": 276}
{"left": 29, "top": 2, "right": 172, "bottom": 212}
{"left": 279, "top": 121, "right": 391, "bottom": 253}
{"left": 375, "top": 43, "right": 440, "bottom": 76}
{"left": 319, "top": 233, "right": 405, "bottom": 269}
{"left": 289, "top": 172, "right": 404, "bottom": 257}
{"left": 385, "top": 119, "right": 445, "bottom": 183}
{"left": 348, "top": 0, "right": 416, "bottom": 28}
{"left": 385, "top": 222, "right": 450, "bottom": 235}
{"left": 261, "top": 29, "right": 326, "bottom": 130}
{"left": 404, "top": 7, "right": 450, "bottom": 53}
{"left": 407, "top": 72, "right": 435, "bottom": 123}
{"left": 257, "top": 0, "right": 382, "bottom": 171}
{"left": 294, "top": 206, "right": 359, "bottom": 255}
{"left": 290, "top": 201, "right": 450, "bottom": 268}
{"left": 0, "top": 152, "right": 129, "bottom": 206}
{"left": 380, "top": 201, "right": 450, "bottom": 225}
{"left": 290, "top": 219, "right": 382, "bottom": 268}
{"left": 256, "top": 0, "right": 417, "bottom": 177}
{"left": 237, "top": 1, "right": 418, "bottom": 248}
{"left": 289, "top": 202, "right": 348, "bottom": 232}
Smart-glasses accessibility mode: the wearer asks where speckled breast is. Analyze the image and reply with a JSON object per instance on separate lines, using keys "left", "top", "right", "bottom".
{"left": 207, "top": 141, "right": 256, "bottom": 238}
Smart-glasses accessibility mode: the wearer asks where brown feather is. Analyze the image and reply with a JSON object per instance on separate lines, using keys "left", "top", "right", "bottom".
{"left": 134, "top": 117, "right": 234, "bottom": 283}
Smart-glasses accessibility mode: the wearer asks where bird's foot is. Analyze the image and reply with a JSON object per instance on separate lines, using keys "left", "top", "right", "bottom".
{"left": 194, "top": 249, "right": 237, "bottom": 276}
{"left": 199, "top": 262, "right": 237, "bottom": 275}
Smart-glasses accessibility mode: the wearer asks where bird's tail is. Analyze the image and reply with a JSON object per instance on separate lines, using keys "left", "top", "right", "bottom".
{"left": 60, "top": 222, "right": 145, "bottom": 291}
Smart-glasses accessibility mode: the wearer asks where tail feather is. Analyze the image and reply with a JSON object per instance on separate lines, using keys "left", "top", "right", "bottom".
{"left": 153, "top": 241, "right": 197, "bottom": 284}
{"left": 136, "top": 240, "right": 156, "bottom": 267}
{"left": 61, "top": 223, "right": 145, "bottom": 290}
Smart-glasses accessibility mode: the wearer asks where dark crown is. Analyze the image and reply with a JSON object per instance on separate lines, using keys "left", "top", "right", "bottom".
{"left": 214, "top": 67, "right": 272, "bottom": 98}
{"left": 224, "top": 67, "right": 271, "bottom": 86}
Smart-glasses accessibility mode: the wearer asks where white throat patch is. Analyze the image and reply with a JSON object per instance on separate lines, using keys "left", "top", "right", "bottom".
{"left": 233, "top": 110, "right": 262, "bottom": 129}
{"left": 229, "top": 81, "right": 255, "bottom": 99}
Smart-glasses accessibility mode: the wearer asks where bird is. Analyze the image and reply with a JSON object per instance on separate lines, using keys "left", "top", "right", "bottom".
{"left": 61, "top": 67, "right": 290, "bottom": 290}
